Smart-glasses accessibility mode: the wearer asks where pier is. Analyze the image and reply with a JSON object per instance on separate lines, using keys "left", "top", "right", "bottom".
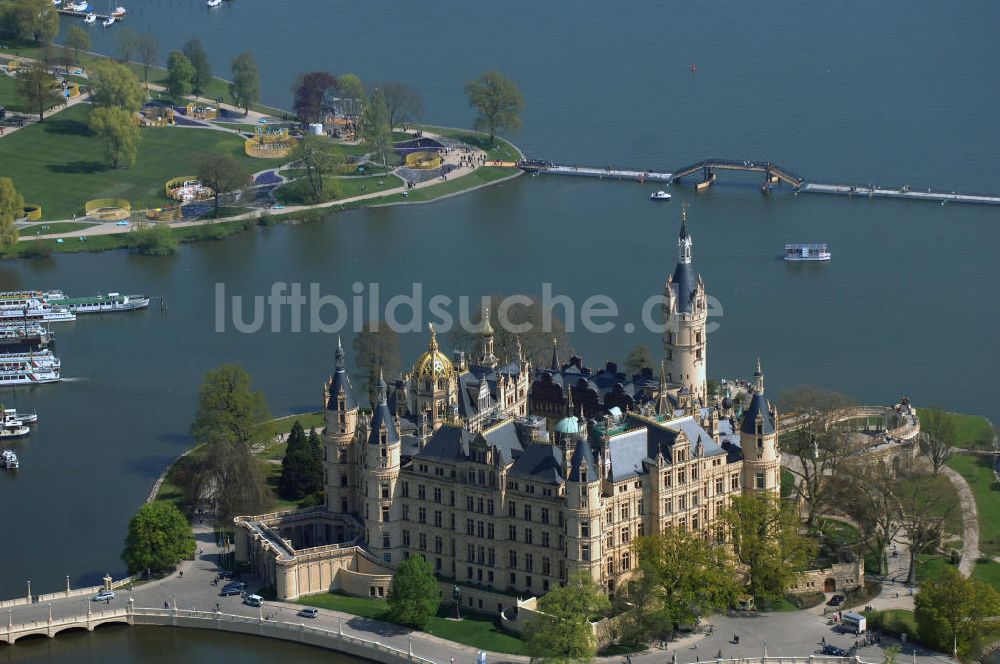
{"left": 519, "top": 157, "right": 1000, "bottom": 206}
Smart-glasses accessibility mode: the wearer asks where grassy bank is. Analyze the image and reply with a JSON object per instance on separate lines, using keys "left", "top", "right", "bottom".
{"left": 294, "top": 592, "right": 528, "bottom": 655}
{"left": 918, "top": 408, "right": 995, "bottom": 450}
{"left": 948, "top": 453, "right": 1000, "bottom": 556}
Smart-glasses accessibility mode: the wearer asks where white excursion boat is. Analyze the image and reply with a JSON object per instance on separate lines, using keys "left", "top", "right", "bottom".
{"left": 650, "top": 190, "right": 672, "bottom": 201}
{"left": 0, "top": 300, "right": 76, "bottom": 323}
{"left": 6, "top": 408, "right": 37, "bottom": 425}
{"left": 784, "top": 243, "right": 831, "bottom": 262}
{"left": 1, "top": 449, "right": 18, "bottom": 470}
{"left": 84, "top": 12, "right": 96, "bottom": 22}
{"left": 0, "top": 366, "right": 60, "bottom": 386}
{"left": 1, "top": 410, "right": 30, "bottom": 439}
{"left": 0, "top": 351, "right": 61, "bottom": 370}
{"left": 44, "top": 292, "right": 149, "bottom": 314}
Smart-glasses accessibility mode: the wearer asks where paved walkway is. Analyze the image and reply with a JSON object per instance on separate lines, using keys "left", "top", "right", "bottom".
{"left": 940, "top": 464, "right": 980, "bottom": 576}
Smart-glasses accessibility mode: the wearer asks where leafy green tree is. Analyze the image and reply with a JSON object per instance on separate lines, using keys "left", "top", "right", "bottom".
{"left": 380, "top": 81, "right": 422, "bottom": 130}
{"left": 353, "top": 321, "right": 401, "bottom": 407}
{"left": 464, "top": 70, "right": 524, "bottom": 145}
{"left": 129, "top": 223, "right": 177, "bottom": 256}
{"left": 13, "top": 0, "right": 58, "bottom": 44}
{"left": 294, "top": 134, "right": 344, "bottom": 203}
{"left": 196, "top": 153, "right": 249, "bottom": 218}
{"left": 64, "top": 26, "right": 90, "bottom": 65}
{"left": 387, "top": 555, "right": 440, "bottom": 628}
{"left": 136, "top": 34, "right": 158, "bottom": 83}
{"left": 721, "top": 492, "right": 817, "bottom": 600}
{"left": 624, "top": 344, "right": 653, "bottom": 377}
{"left": 337, "top": 73, "right": 364, "bottom": 118}
{"left": 915, "top": 566, "right": 1000, "bottom": 657}
{"left": 229, "top": 52, "right": 260, "bottom": 114}
{"left": 278, "top": 421, "right": 323, "bottom": 500}
{"left": 89, "top": 106, "right": 140, "bottom": 168}
{"left": 0, "top": 177, "right": 24, "bottom": 247}
{"left": 628, "top": 530, "right": 742, "bottom": 641}
{"left": 18, "top": 61, "right": 59, "bottom": 122}
{"left": 525, "top": 570, "right": 610, "bottom": 664}
{"left": 166, "top": 50, "right": 195, "bottom": 99}
{"left": 121, "top": 502, "right": 196, "bottom": 574}
{"left": 89, "top": 60, "right": 145, "bottom": 112}
{"left": 292, "top": 71, "right": 337, "bottom": 124}
{"left": 116, "top": 26, "right": 138, "bottom": 63}
{"left": 361, "top": 87, "right": 392, "bottom": 168}
{"left": 181, "top": 38, "right": 211, "bottom": 94}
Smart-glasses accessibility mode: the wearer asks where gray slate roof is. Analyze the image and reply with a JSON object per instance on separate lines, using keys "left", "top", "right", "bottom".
{"left": 509, "top": 443, "right": 564, "bottom": 485}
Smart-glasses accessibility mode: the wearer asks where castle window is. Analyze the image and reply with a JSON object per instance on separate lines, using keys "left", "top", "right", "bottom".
{"left": 731, "top": 474, "right": 740, "bottom": 490}
{"left": 606, "top": 508, "right": 613, "bottom": 525}
{"left": 488, "top": 549, "right": 495, "bottom": 566}
{"left": 581, "top": 544, "right": 590, "bottom": 561}
{"left": 580, "top": 469, "right": 588, "bottom": 482}
{"left": 340, "top": 474, "right": 348, "bottom": 487}
{"left": 606, "top": 531, "right": 614, "bottom": 548}
{"left": 467, "top": 544, "right": 475, "bottom": 562}
{"left": 402, "top": 482, "right": 409, "bottom": 497}
{"left": 381, "top": 506, "right": 389, "bottom": 522}
{"left": 638, "top": 499, "right": 644, "bottom": 515}
{"left": 715, "top": 477, "right": 724, "bottom": 494}
{"left": 383, "top": 554, "right": 391, "bottom": 564}
{"left": 664, "top": 498, "right": 672, "bottom": 514}
{"left": 403, "top": 530, "right": 410, "bottom": 547}
{"left": 621, "top": 551, "right": 631, "bottom": 570}
{"left": 478, "top": 497, "right": 484, "bottom": 513}
{"left": 418, "top": 485, "right": 426, "bottom": 500}
{"left": 509, "top": 525, "right": 517, "bottom": 540}
{"left": 542, "top": 557, "right": 551, "bottom": 576}
{"left": 339, "top": 450, "right": 347, "bottom": 463}
{"left": 678, "top": 495, "right": 687, "bottom": 510}
{"left": 418, "top": 507, "right": 426, "bottom": 524}
{"left": 434, "top": 511, "right": 443, "bottom": 527}
{"left": 381, "top": 482, "right": 389, "bottom": 498}
{"left": 382, "top": 534, "right": 391, "bottom": 548}
{"left": 620, "top": 504, "right": 629, "bottom": 520}
{"left": 467, "top": 496, "right": 474, "bottom": 511}
{"left": 525, "top": 528, "right": 533, "bottom": 545}
{"left": 487, "top": 499, "right": 495, "bottom": 515}
{"left": 524, "top": 505, "right": 532, "bottom": 521}
{"left": 508, "top": 501, "right": 516, "bottom": 517}
{"left": 434, "top": 487, "right": 442, "bottom": 503}
{"left": 467, "top": 519, "right": 475, "bottom": 535}
{"left": 525, "top": 553, "right": 534, "bottom": 572}
{"left": 620, "top": 526, "right": 630, "bottom": 544}
{"left": 756, "top": 472, "right": 765, "bottom": 489}
{"left": 488, "top": 524, "right": 495, "bottom": 539}
{"left": 418, "top": 533, "right": 427, "bottom": 550}
{"left": 678, "top": 468, "right": 686, "bottom": 484}
{"left": 402, "top": 505, "right": 409, "bottom": 520}
{"left": 478, "top": 521, "right": 485, "bottom": 537}
{"left": 509, "top": 550, "right": 518, "bottom": 568}
{"left": 542, "top": 531, "right": 550, "bottom": 547}
{"left": 541, "top": 508, "right": 549, "bottom": 524}
{"left": 607, "top": 557, "right": 615, "bottom": 575}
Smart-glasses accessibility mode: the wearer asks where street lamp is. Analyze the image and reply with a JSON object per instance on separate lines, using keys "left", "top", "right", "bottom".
{"left": 47, "top": 604, "right": 52, "bottom": 622}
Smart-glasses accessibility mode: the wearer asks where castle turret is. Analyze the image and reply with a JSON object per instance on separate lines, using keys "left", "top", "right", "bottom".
{"left": 663, "top": 208, "right": 708, "bottom": 406}
{"left": 739, "top": 359, "right": 780, "bottom": 495}
{"left": 362, "top": 370, "right": 402, "bottom": 563}
{"left": 323, "top": 338, "right": 360, "bottom": 516}
{"left": 479, "top": 307, "right": 498, "bottom": 369}
{"left": 565, "top": 439, "right": 602, "bottom": 585}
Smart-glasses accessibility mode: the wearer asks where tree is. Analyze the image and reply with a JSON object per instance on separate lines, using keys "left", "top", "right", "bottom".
{"left": 121, "top": 502, "right": 196, "bottom": 575}
{"left": 292, "top": 71, "right": 337, "bottom": 124}
{"left": 294, "top": 134, "right": 344, "bottom": 203}
{"left": 915, "top": 566, "right": 1000, "bottom": 657}
{"left": 525, "top": 570, "right": 610, "bottom": 664}
{"left": 181, "top": 38, "right": 211, "bottom": 94}
{"left": 918, "top": 408, "right": 956, "bottom": 474}
{"left": 116, "top": 26, "right": 138, "bottom": 63}
{"left": 380, "top": 81, "right": 423, "bottom": 130}
{"left": 624, "top": 344, "right": 653, "bottom": 377}
{"left": 65, "top": 26, "right": 90, "bottom": 66}
{"left": 185, "top": 364, "right": 273, "bottom": 520}
{"left": 166, "top": 51, "right": 195, "bottom": 99}
{"left": 448, "top": 295, "right": 571, "bottom": 369}
{"left": 89, "top": 106, "right": 140, "bottom": 168}
{"left": 136, "top": 34, "right": 158, "bottom": 84}
{"left": 361, "top": 87, "right": 392, "bottom": 168}
{"left": 464, "top": 70, "right": 524, "bottom": 145}
{"left": 353, "top": 321, "right": 401, "bottom": 407}
{"left": 0, "top": 177, "right": 24, "bottom": 247}
{"left": 129, "top": 223, "right": 177, "bottom": 256}
{"left": 196, "top": 153, "right": 249, "bottom": 218}
{"left": 89, "top": 60, "right": 145, "bottom": 111}
{"left": 777, "top": 385, "right": 858, "bottom": 414}
{"left": 627, "top": 530, "right": 742, "bottom": 642}
{"left": 17, "top": 61, "right": 59, "bottom": 122}
{"left": 386, "top": 555, "right": 440, "bottom": 628}
{"left": 13, "top": 0, "right": 58, "bottom": 44}
{"left": 337, "top": 73, "right": 364, "bottom": 118}
{"left": 839, "top": 460, "right": 901, "bottom": 576}
{"left": 720, "top": 492, "right": 817, "bottom": 599}
{"left": 229, "top": 52, "right": 260, "bottom": 114}
{"left": 895, "top": 471, "right": 955, "bottom": 585}
{"left": 278, "top": 421, "right": 323, "bottom": 500}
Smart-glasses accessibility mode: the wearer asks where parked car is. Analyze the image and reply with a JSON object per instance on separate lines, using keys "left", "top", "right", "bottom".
{"left": 822, "top": 645, "right": 848, "bottom": 657}
{"left": 92, "top": 589, "right": 115, "bottom": 602}
{"left": 219, "top": 582, "right": 246, "bottom": 597}
{"left": 827, "top": 594, "right": 845, "bottom": 606}
{"left": 244, "top": 594, "right": 264, "bottom": 607}
{"left": 297, "top": 607, "right": 319, "bottom": 619}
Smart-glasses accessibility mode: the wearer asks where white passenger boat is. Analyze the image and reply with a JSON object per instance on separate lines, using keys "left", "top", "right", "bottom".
{"left": 0, "top": 302, "right": 75, "bottom": 323}
{"left": 0, "top": 365, "right": 60, "bottom": 386}
{"left": 1, "top": 410, "right": 30, "bottom": 439}
{"left": 784, "top": 243, "right": 831, "bottom": 262}
{"left": 44, "top": 292, "right": 149, "bottom": 314}
{"left": 1, "top": 449, "right": 18, "bottom": 469}
{"left": 650, "top": 190, "right": 671, "bottom": 201}
{"left": 0, "top": 351, "right": 60, "bottom": 370}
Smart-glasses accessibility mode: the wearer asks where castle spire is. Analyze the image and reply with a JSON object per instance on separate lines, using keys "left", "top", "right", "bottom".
{"left": 678, "top": 203, "right": 692, "bottom": 265}
{"left": 754, "top": 357, "right": 765, "bottom": 392}
{"left": 427, "top": 323, "right": 438, "bottom": 351}
{"left": 550, "top": 338, "right": 560, "bottom": 371}
{"left": 335, "top": 335, "right": 345, "bottom": 370}
{"left": 376, "top": 367, "right": 387, "bottom": 405}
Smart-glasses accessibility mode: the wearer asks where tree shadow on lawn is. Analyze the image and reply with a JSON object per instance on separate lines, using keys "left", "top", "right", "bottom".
{"left": 48, "top": 160, "right": 108, "bottom": 174}
{"left": 42, "top": 116, "right": 92, "bottom": 137}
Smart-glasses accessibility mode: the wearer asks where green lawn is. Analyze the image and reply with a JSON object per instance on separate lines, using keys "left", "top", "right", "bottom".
{"left": 272, "top": 411, "right": 325, "bottom": 431}
{"left": 416, "top": 125, "right": 522, "bottom": 162}
{"left": 384, "top": 167, "right": 519, "bottom": 204}
{"left": 915, "top": 554, "right": 956, "bottom": 584}
{"left": 0, "top": 104, "right": 288, "bottom": 220}
{"left": 972, "top": 560, "right": 1000, "bottom": 592}
{"left": 948, "top": 453, "right": 1000, "bottom": 555}
{"left": 293, "top": 592, "right": 528, "bottom": 655}
{"left": 918, "top": 409, "right": 995, "bottom": 450}
{"left": 873, "top": 609, "right": 919, "bottom": 641}
{"left": 274, "top": 174, "right": 403, "bottom": 206}
{"left": 0, "top": 72, "right": 61, "bottom": 114}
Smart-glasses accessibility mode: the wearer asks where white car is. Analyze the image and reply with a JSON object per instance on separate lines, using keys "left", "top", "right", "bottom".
{"left": 92, "top": 589, "right": 115, "bottom": 602}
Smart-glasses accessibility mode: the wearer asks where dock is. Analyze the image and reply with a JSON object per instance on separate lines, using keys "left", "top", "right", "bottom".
{"left": 519, "top": 157, "right": 1000, "bottom": 206}
{"left": 55, "top": 8, "right": 117, "bottom": 21}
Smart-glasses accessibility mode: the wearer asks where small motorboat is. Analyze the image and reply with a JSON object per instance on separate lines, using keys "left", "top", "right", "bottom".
{"left": 52, "top": 0, "right": 62, "bottom": 6}
{"left": 111, "top": 5, "right": 126, "bottom": 16}
{"left": 1, "top": 449, "right": 18, "bottom": 470}
{"left": 68, "top": 0, "right": 89, "bottom": 10}
{"left": 84, "top": 11, "right": 96, "bottom": 22}
{"left": 650, "top": 190, "right": 672, "bottom": 201}
{"left": 102, "top": 15, "right": 115, "bottom": 26}
{"left": 207, "top": 0, "right": 222, "bottom": 7}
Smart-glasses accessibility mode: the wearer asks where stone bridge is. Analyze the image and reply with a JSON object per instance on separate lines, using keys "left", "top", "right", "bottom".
{"left": 1, "top": 607, "right": 130, "bottom": 644}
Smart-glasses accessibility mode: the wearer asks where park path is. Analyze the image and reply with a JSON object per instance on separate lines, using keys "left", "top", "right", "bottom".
{"left": 940, "top": 463, "right": 980, "bottom": 576}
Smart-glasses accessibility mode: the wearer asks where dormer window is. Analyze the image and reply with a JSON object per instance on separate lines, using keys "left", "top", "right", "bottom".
{"left": 580, "top": 469, "right": 588, "bottom": 483}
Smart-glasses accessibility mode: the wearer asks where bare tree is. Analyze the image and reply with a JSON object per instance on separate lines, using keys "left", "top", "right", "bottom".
{"left": 840, "top": 459, "right": 902, "bottom": 576}
{"left": 918, "top": 408, "right": 955, "bottom": 474}
{"left": 919, "top": 432, "right": 952, "bottom": 475}
{"left": 895, "top": 471, "right": 955, "bottom": 585}
{"left": 379, "top": 81, "right": 423, "bottom": 130}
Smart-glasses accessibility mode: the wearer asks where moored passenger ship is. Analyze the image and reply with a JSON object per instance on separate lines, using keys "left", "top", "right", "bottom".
{"left": 784, "top": 243, "right": 831, "bottom": 261}
{"left": 0, "top": 299, "right": 76, "bottom": 323}
{"left": 0, "top": 363, "right": 60, "bottom": 385}
{"left": 44, "top": 291, "right": 149, "bottom": 313}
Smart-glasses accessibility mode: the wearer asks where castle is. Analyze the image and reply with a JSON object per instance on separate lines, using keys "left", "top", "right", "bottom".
{"left": 235, "top": 214, "right": 781, "bottom": 611}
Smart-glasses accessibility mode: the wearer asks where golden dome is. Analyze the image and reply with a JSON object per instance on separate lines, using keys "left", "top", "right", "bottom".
{"left": 414, "top": 323, "right": 453, "bottom": 381}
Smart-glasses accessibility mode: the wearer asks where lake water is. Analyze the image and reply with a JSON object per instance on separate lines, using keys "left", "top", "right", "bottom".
{"left": 1, "top": 0, "right": 998, "bottom": 658}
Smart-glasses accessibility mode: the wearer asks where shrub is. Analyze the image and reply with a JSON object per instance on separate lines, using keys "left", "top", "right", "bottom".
{"left": 130, "top": 224, "right": 178, "bottom": 256}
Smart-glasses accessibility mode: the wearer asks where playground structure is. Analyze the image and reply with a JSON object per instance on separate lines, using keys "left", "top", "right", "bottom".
{"left": 245, "top": 126, "right": 296, "bottom": 159}
{"left": 165, "top": 176, "right": 214, "bottom": 203}
{"left": 21, "top": 204, "right": 42, "bottom": 222}
{"left": 404, "top": 150, "right": 443, "bottom": 169}
{"left": 84, "top": 198, "right": 131, "bottom": 221}
{"left": 185, "top": 103, "right": 218, "bottom": 120}
{"left": 138, "top": 106, "right": 174, "bottom": 127}
{"left": 145, "top": 206, "right": 183, "bottom": 221}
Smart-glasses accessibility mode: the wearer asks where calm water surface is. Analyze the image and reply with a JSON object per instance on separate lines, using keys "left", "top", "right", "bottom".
{"left": 1, "top": 0, "right": 998, "bottom": 658}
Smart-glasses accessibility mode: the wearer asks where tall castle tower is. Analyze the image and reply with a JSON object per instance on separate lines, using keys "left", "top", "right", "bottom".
{"left": 663, "top": 208, "right": 708, "bottom": 406}
{"left": 362, "top": 371, "right": 402, "bottom": 564}
{"left": 411, "top": 324, "right": 457, "bottom": 430}
{"left": 323, "top": 338, "right": 360, "bottom": 516}
{"left": 564, "top": 438, "right": 603, "bottom": 586}
{"left": 739, "top": 359, "right": 780, "bottom": 495}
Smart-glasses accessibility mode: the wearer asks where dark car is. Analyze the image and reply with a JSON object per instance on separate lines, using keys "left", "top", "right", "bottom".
{"left": 827, "top": 594, "right": 845, "bottom": 606}
{"left": 822, "top": 645, "right": 848, "bottom": 657}
{"left": 219, "top": 582, "right": 246, "bottom": 596}
{"left": 217, "top": 570, "right": 234, "bottom": 580}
